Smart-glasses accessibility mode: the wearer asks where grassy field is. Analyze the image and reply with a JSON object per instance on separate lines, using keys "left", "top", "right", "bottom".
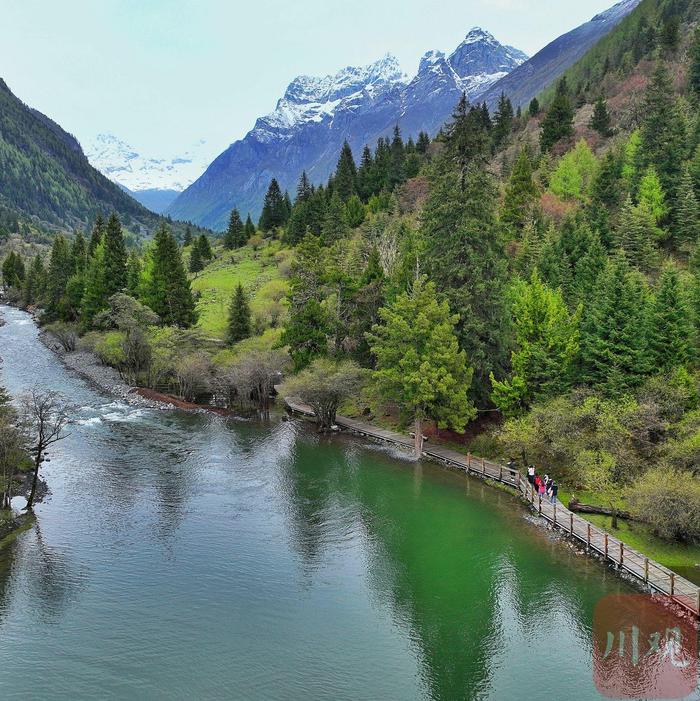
{"left": 188, "top": 244, "right": 288, "bottom": 339}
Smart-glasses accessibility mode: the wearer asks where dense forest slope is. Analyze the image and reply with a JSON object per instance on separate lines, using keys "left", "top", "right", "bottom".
{"left": 0, "top": 79, "right": 155, "bottom": 232}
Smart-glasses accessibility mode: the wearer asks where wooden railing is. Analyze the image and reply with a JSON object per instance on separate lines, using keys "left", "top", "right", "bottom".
{"left": 284, "top": 398, "right": 700, "bottom": 619}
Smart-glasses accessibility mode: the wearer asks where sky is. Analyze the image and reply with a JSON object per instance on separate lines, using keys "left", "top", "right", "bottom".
{"left": 1, "top": 0, "right": 618, "bottom": 162}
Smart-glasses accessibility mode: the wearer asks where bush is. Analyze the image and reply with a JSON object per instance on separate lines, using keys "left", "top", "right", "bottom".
{"left": 94, "top": 331, "right": 127, "bottom": 368}
{"left": 45, "top": 321, "right": 79, "bottom": 352}
{"left": 627, "top": 467, "right": 700, "bottom": 543}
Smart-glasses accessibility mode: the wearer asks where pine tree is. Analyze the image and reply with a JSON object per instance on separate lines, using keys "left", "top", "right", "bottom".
{"left": 492, "top": 92, "right": 514, "bottom": 147}
{"left": 321, "top": 192, "right": 348, "bottom": 245}
{"left": 501, "top": 148, "right": 539, "bottom": 230}
{"left": 540, "top": 77, "right": 574, "bottom": 151}
{"left": 356, "top": 145, "right": 374, "bottom": 200}
{"left": 80, "top": 241, "right": 107, "bottom": 328}
{"left": 224, "top": 209, "right": 245, "bottom": 249}
{"left": 443, "top": 94, "right": 490, "bottom": 189}
{"left": 416, "top": 131, "right": 430, "bottom": 154}
{"left": 571, "top": 230, "right": 607, "bottom": 305}
{"left": 144, "top": 224, "right": 196, "bottom": 327}
{"left": 580, "top": 256, "right": 650, "bottom": 393}
{"left": 46, "top": 235, "right": 72, "bottom": 319}
{"left": 70, "top": 231, "right": 87, "bottom": 275}
{"left": 528, "top": 98, "right": 540, "bottom": 117}
{"left": 367, "top": 276, "right": 475, "bottom": 456}
{"left": 88, "top": 214, "right": 105, "bottom": 257}
{"left": 641, "top": 64, "right": 687, "bottom": 195}
{"left": 103, "top": 213, "right": 127, "bottom": 297}
{"left": 258, "top": 179, "right": 287, "bottom": 231}
{"left": 388, "top": 125, "right": 405, "bottom": 189}
{"left": 2, "top": 252, "right": 24, "bottom": 289}
{"left": 540, "top": 78, "right": 574, "bottom": 151}
{"left": 673, "top": 168, "right": 700, "bottom": 245}
{"left": 421, "top": 152, "right": 508, "bottom": 403}
{"left": 589, "top": 96, "right": 612, "bottom": 137}
{"left": 616, "top": 196, "right": 659, "bottom": 271}
{"left": 648, "top": 262, "right": 694, "bottom": 371}
{"left": 21, "top": 255, "right": 45, "bottom": 308}
{"left": 126, "top": 251, "right": 142, "bottom": 297}
{"left": 183, "top": 226, "right": 193, "bottom": 247}
{"left": 334, "top": 141, "right": 357, "bottom": 201}
{"left": 188, "top": 242, "right": 204, "bottom": 273}
{"left": 244, "top": 214, "right": 256, "bottom": 240}
{"left": 227, "top": 283, "right": 251, "bottom": 345}
{"left": 196, "top": 234, "right": 213, "bottom": 261}
{"left": 490, "top": 271, "right": 581, "bottom": 415}
{"left": 516, "top": 216, "right": 544, "bottom": 276}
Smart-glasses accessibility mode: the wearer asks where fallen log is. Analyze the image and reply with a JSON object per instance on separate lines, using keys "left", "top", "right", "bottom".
{"left": 568, "top": 498, "right": 633, "bottom": 520}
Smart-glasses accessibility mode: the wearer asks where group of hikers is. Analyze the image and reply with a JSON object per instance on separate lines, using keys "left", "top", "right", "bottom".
{"left": 526, "top": 464, "right": 559, "bottom": 504}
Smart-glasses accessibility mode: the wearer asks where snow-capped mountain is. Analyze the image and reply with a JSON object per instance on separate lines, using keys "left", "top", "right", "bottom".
{"left": 167, "top": 27, "right": 527, "bottom": 230}
{"left": 85, "top": 134, "right": 217, "bottom": 212}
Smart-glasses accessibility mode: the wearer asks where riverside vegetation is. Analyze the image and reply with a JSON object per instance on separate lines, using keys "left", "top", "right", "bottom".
{"left": 2, "top": 0, "right": 700, "bottom": 567}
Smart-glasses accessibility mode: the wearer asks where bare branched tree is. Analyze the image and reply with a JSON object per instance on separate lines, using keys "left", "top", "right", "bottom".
{"left": 21, "top": 388, "right": 71, "bottom": 510}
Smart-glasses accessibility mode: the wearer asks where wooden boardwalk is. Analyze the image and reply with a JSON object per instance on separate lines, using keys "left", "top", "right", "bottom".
{"left": 285, "top": 398, "right": 700, "bottom": 619}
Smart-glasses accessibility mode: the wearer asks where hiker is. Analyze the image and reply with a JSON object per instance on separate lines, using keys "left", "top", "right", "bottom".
{"left": 527, "top": 464, "right": 535, "bottom": 485}
{"left": 549, "top": 480, "right": 558, "bottom": 505}
{"left": 538, "top": 478, "right": 546, "bottom": 499}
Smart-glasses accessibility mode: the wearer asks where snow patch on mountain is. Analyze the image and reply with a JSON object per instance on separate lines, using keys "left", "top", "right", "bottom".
{"left": 85, "top": 133, "right": 217, "bottom": 192}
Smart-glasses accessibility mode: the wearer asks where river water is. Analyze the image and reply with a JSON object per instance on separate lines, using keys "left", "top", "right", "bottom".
{"left": 0, "top": 305, "right": 632, "bottom": 700}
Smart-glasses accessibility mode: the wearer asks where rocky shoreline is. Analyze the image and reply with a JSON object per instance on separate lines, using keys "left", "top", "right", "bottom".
{"left": 39, "top": 330, "right": 175, "bottom": 410}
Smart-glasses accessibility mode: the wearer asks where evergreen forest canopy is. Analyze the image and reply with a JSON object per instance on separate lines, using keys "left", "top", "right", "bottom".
{"left": 3, "top": 0, "right": 700, "bottom": 542}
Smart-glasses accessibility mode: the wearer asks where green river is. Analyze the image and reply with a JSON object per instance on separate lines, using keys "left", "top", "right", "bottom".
{"left": 0, "top": 305, "right": 635, "bottom": 700}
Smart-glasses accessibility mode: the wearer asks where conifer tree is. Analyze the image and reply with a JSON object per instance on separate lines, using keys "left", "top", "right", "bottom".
{"left": 388, "top": 125, "right": 405, "bottom": 188}
{"left": 196, "top": 234, "right": 213, "bottom": 261}
{"left": 540, "top": 78, "right": 574, "bottom": 151}
{"left": 258, "top": 179, "right": 287, "bottom": 231}
{"left": 589, "top": 96, "right": 612, "bottom": 137}
{"left": 492, "top": 92, "right": 514, "bottom": 147}
{"left": 71, "top": 231, "right": 87, "bottom": 275}
{"left": 490, "top": 271, "right": 581, "bottom": 415}
{"left": 416, "top": 131, "right": 430, "bottom": 154}
{"left": 321, "top": 192, "right": 348, "bottom": 245}
{"left": 224, "top": 209, "right": 245, "bottom": 250}
{"left": 528, "top": 97, "right": 540, "bottom": 117}
{"left": 46, "top": 235, "right": 72, "bottom": 319}
{"left": 443, "top": 94, "right": 490, "bottom": 189}
{"left": 674, "top": 168, "right": 700, "bottom": 245}
{"left": 103, "top": 213, "right": 127, "bottom": 297}
{"left": 126, "top": 252, "right": 142, "bottom": 297}
{"left": 88, "top": 214, "right": 105, "bottom": 257}
{"left": 356, "top": 145, "right": 374, "bottom": 200}
{"left": 143, "top": 224, "right": 196, "bottom": 327}
{"left": 334, "top": 141, "right": 357, "bottom": 201}
{"left": 367, "top": 276, "right": 475, "bottom": 456}
{"left": 621, "top": 130, "right": 644, "bottom": 194}
{"left": 516, "top": 216, "right": 544, "bottom": 276}
{"left": 616, "top": 196, "right": 659, "bottom": 271}
{"left": 244, "top": 214, "right": 256, "bottom": 240}
{"left": 501, "top": 148, "right": 539, "bottom": 230}
{"left": 21, "top": 255, "right": 45, "bottom": 308}
{"left": 637, "top": 166, "right": 667, "bottom": 225}
{"left": 80, "top": 241, "right": 107, "bottom": 328}
{"left": 188, "top": 241, "right": 204, "bottom": 274}
{"left": 183, "top": 226, "right": 193, "bottom": 247}
{"left": 571, "top": 230, "right": 607, "bottom": 305}
{"left": 2, "top": 252, "right": 24, "bottom": 289}
{"left": 648, "top": 262, "right": 694, "bottom": 371}
{"left": 227, "top": 283, "right": 251, "bottom": 345}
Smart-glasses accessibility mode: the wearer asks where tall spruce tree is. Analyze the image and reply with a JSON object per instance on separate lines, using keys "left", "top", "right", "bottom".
{"left": 334, "top": 141, "right": 357, "bottom": 202}
{"left": 227, "top": 283, "right": 251, "bottom": 345}
{"left": 46, "top": 235, "right": 72, "bottom": 319}
{"left": 244, "top": 214, "right": 256, "bottom": 240}
{"left": 321, "top": 192, "right": 348, "bottom": 245}
{"left": 258, "top": 179, "right": 287, "bottom": 231}
{"left": 673, "top": 168, "right": 700, "bottom": 245}
{"left": 88, "top": 214, "right": 105, "bottom": 257}
{"left": 224, "top": 209, "right": 246, "bottom": 249}
{"left": 443, "top": 94, "right": 490, "bottom": 189}
{"left": 689, "top": 28, "right": 700, "bottom": 100}
{"left": 188, "top": 243, "right": 204, "bottom": 274}
{"left": 80, "top": 241, "right": 107, "bottom": 328}
{"left": 144, "top": 224, "right": 196, "bottom": 327}
{"left": 589, "top": 96, "right": 612, "bottom": 137}
{"left": 648, "top": 262, "right": 694, "bottom": 371}
{"left": 580, "top": 256, "right": 650, "bottom": 393}
{"left": 501, "top": 148, "right": 539, "bottom": 230}
{"left": 492, "top": 92, "right": 514, "bottom": 148}
{"left": 616, "top": 196, "right": 659, "bottom": 271}
{"left": 388, "top": 125, "right": 405, "bottom": 189}
{"left": 196, "top": 234, "right": 213, "bottom": 261}
{"left": 103, "top": 213, "right": 127, "bottom": 297}
{"left": 540, "top": 78, "right": 574, "bottom": 151}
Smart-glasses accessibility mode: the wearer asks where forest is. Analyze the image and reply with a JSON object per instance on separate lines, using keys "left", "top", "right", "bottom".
{"left": 3, "top": 0, "right": 700, "bottom": 548}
